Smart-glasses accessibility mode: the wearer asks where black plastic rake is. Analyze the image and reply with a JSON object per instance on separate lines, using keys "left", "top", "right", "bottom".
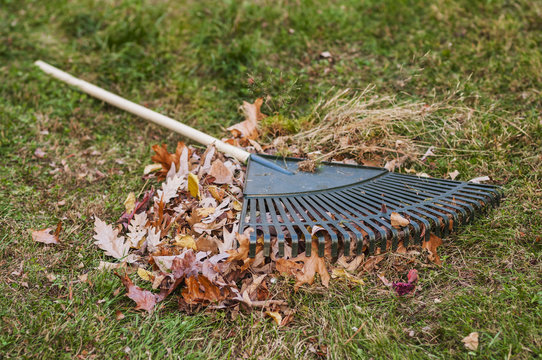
{"left": 35, "top": 61, "right": 502, "bottom": 259}
{"left": 240, "top": 155, "right": 501, "bottom": 258}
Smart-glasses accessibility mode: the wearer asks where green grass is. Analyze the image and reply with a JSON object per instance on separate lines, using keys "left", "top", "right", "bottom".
{"left": 1, "top": 0, "right": 541, "bottom": 358}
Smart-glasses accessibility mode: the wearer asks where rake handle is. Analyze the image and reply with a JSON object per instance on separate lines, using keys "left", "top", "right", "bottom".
{"left": 34, "top": 60, "right": 251, "bottom": 163}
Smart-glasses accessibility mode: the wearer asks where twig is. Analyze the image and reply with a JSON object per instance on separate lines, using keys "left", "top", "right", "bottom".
{"left": 344, "top": 322, "right": 365, "bottom": 345}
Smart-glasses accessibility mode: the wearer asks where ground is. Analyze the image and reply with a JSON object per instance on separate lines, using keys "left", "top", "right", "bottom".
{"left": 0, "top": 0, "right": 541, "bottom": 359}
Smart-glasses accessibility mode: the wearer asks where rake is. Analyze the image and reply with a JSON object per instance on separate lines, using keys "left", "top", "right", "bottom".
{"left": 35, "top": 61, "right": 502, "bottom": 259}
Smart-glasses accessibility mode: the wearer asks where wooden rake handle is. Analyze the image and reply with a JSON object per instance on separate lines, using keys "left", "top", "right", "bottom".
{"left": 34, "top": 60, "right": 251, "bottom": 163}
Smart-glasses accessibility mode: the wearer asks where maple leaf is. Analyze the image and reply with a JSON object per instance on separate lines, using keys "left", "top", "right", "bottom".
{"left": 117, "top": 273, "right": 158, "bottom": 312}
{"left": 93, "top": 217, "right": 130, "bottom": 259}
{"left": 32, "top": 227, "right": 60, "bottom": 244}
{"left": 209, "top": 159, "right": 233, "bottom": 184}
{"left": 227, "top": 98, "right": 266, "bottom": 140}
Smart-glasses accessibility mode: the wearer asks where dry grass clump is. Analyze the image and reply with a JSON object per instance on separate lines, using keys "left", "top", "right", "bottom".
{"left": 283, "top": 87, "right": 466, "bottom": 166}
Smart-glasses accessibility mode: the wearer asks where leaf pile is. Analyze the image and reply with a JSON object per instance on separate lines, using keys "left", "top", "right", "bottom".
{"left": 93, "top": 99, "right": 447, "bottom": 318}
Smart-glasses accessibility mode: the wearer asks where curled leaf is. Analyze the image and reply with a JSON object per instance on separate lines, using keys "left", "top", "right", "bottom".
{"left": 188, "top": 173, "right": 201, "bottom": 199}
{"left": 390, "top": 212, "right": 410, "bottom": 228}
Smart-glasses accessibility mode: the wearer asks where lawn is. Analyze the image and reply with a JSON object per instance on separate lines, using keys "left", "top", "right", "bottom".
{"left": 1, "top": 0, "right": 541, "bottom": 359}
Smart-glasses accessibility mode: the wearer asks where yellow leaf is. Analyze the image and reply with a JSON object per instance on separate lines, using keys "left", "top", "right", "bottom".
{"left": 232, "top": 200, "right": 242, "bottom": 211}
{"left": 137, "top": 267, "right": 154, "bottom": 282}
{"left": 265, "top": 311, "right": 282, "bottom": 326}
{"left": 331, "top": 268, "right": 364, "bottom": 285}
{"left": 390, "top": 212, "right": 410, "bottom": 228}
{"left": 208, "top": 185, "right": 225, "bottom": 202}
{"left": 143, "top": 163, "right": 163, "bottom": 175}
{"left": 124, "top": 192, "right": 136, "bottom": 214}
{"left": 188, "top": 173, "right": 201, "bottom": 199}
{"left": 174, "top": 234, "right": 197, "bottom": 250}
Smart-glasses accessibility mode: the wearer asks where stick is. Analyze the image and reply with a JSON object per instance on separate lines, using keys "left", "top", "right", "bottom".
{"left": 34, "top": 60, "right": 251, "bottom": 163}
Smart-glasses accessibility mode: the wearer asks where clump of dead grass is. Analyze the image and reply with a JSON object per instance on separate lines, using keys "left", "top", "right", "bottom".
{"left": 281, "top": 86, "right": 468, "bottom": 166}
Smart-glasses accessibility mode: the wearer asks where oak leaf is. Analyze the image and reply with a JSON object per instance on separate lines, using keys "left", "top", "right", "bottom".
{"left": 32, "top": 227, "right": 60, "bottom": 245}
{"left": 117, "top": 273, "right": 158, "bottom": 312}
{"left": 209, "top": 159, "right": 233, "bottom": 184}
{"left": 227, "top": 98, "right": 265, "bottom": 140}
{"left": 93, "top": 217, "right": 130, "bottom": 259}
{"left": 151, "top": 142, "right": 187, "bottom": 179}
{"left": 181, "top": 275, "right": 223, "bottom": 304}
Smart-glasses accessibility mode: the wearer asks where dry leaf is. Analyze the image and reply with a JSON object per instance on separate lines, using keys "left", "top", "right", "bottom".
{"left": 117, "top": 273, "right": 158, "bottom": 313}
{"left": 390, "top": 212, "right": 410, "bottom": 229}
{"left": 208, "top": 185, "right": 225, "bottom": 202}
{"left": 151, "top": 142, "right": 187, "bottom": 179}
{"left": 188, "top": 173, "right": 201, "bottom": 199}
{"left": 174, "top": 234, "right": 197, "bottom": 250}
{"left": 227, "top": 98, "right": 265, "bottom": 140}
{"left": 331, "top": 268, "right": 364, "bottom": 285}
{"left": 462, "top": 332, "right": 479, "bottom": 351}
{"left": 143, "top": 163, "right": 163, "bottom": 175}
{"left": 124, "top": 192, "right": 136, "bottom": 214}
{"left": 469, "top": 176, "right": 490, "bottom": 184}
{"left": 93, "top": 218, "right": 131, "bottom": 259}
{"left": 290, "top": 242, "right": 330, "bottom": 290}
{"left": 181, "top": 275, "right": 223, "bottom": 304}
{"left": 137, "top": 268, "right": 154, "bottom": 282}
{"left": 209, "top": 159, "right": 233, "bottom": 184}
{"left": 31, "top": 228, "right": 59, "bottom": 244}
{"left": 115, "top": 310, "right": 125, "bottom": 320}
{"left": 265, "top": 311, "right": 283, "bottom": 326}
{"left": 34, "top": 148, "right": 46, "bottom": 158}
{"left": 449, "top": 170, "right": 460, "bottom": 180}
{"left": 423, "top": 234, "right": 443, "bottom": 265}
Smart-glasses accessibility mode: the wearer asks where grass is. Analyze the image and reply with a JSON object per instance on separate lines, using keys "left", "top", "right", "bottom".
{"left": 1, "top": 0, "right": 541, "bottom": 358}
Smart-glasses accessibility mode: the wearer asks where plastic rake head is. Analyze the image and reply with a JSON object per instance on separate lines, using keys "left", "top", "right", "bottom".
{"left": 239, "top": 155, "right": 501, "bottom": 258}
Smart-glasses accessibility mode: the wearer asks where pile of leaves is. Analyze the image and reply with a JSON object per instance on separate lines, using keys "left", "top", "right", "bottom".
{"left": 90, "top": 98, "right": 445, "bottom": 319}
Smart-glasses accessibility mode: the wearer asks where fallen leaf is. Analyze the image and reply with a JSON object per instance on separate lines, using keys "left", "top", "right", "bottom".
{"left": 207, "top": 185, "right": 225, "bottom": 202}
{"left": 469, "top": 176, "right": 490, "bottom": 184}
{"left": 227, "top": 98, "right": 265, "bottom": 140}
{"left": 384, "top": 155, "right": 409, "bottom": 172}
{"left": 137, "top": 267, "right": 154, "bottom": 282}
{"left": 421, "top": 146, "right": 436, "bottom": 161}
{"left": 209, "top": 159, "right": 233, "bottom": 184}
{"left": 188, "top": 173, "right": 201, "bottom": 199}
{"left": 34, "top": 148, "right": 46, "bottom": 158}
{"left": 423, "top": 234, "right": 443, "bottom": 265}
{"left": 331, "top": 268, "right": 364, "bottom": 285}
{"left": 143, "top": 163, "right": 163, "bottom": 175}
{"left": 31, "top": 227, "right": 59, "bottom": 244}
{"left": 93, "top": 217, "right": 130, "bottom": 259}
{"left": 320, "top": 51, "right": 332, "bottom": 58}
{"left": 265, "top": 311, "right": 283, "bottom": 326}
{"left": 288, "top": 242, "right": 330, "bottom": 290}
{"left": 390, "top": 212, "right": 410, "bottom": 228}
{"left": 181, "top": 275, "right": 223, "bottom": 304}
{"left": 124, "top": 192, "right": 136, "bottom": 214}
{"left": 115, "top": 310, "right": 125, "bottom": 320}
{"left": 449, "top": 170, "right": 460, "bottom": 180}
{"left": 174, "top": 234, "right": 197, "bottom": 250}
{"left": 407, "top": 269, "right": 418, "bottom": 283}
{"left": 462, "top": 332, "right": 479, "bottom": 351}
{"left": 151, "top": 142, "right": 187, "bottom": 179}
{"left": 117, "top": 273, "right": 158, "bottom": 313}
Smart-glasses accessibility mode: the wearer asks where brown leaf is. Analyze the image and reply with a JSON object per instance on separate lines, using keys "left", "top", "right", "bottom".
{"left": 227, "top": 98, "right": 266, "bottom": 140}
{"left": 117, "top": 273, "right": 158, "bottom": 313}
{"left": 151, "top": 142, "right": 187, "bottom": 179}
{"left": 462, "top": 332, "right": 479, "bottom": 351}
{"left": 390, "top": 212, "right": 410, "bottom": 228}
{"left": 265, "top": 311, "right": 283, "bottom": 326}
{"left": 115, "top": 310, "right": 125, "bottom": 320}
{"left": 226, "top": 233, "right": 250, "bottom": 261}
{"left": 181, "top": 275, "right": 223, "bottom": 304}
{"left": 31, "top": 227, "right": 59, "bottom": 244}
{"left": 281, "top": 242, "right": 330, "bottom": 291}
{"left": 209, "top": 160, "right": 233, "bottom": 184}
{"left": 423, "top": 234, "right": 443, "bottom": 265}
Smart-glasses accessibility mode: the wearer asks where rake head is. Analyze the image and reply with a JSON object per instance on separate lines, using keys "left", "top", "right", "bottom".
{"left": 240, "top": 155, "right": 501, "bottom": 258}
